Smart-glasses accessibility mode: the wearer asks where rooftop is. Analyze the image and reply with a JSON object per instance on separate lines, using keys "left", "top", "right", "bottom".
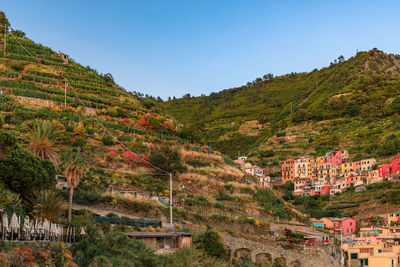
{"left": 127, "top": 232, "right": 192, "bottom": 238}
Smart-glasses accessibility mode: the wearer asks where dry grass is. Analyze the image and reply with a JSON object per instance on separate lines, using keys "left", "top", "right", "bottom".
{"left": 179, "top": 149, "right": 224, "bottom": 164}
{"left": 0, "top": 63, "right": 7, "bottom": 71}
{"left": 108, "top": 191, "right": 162, "bottom": 206}
{"left": 187, "top": 165, "right": 243, "bottom": 180}
{"left": 226, "top": 181, "right": 256, "bottom": 191}
{"left": 24, "top": 63, "right": 59, "bottom": 75}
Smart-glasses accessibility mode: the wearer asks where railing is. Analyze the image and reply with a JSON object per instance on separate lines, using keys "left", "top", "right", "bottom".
{"left": 95, "top": 216, "right": 162, "bottom": 228}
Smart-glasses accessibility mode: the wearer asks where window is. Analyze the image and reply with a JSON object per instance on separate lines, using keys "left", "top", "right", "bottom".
{"left": 365, "top": 259, "right": 368, "bottom": 266}
{"left": 350, "top": 253, "right": 358, "bottom": 259}
{"left": 377, "top": 249, "right": 382, "bottom": 253}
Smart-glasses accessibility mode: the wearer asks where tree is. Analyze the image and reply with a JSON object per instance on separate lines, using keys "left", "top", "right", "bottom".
{"left": 0, "top": 129, "right": 17, "bottom": 159}
{"left": 0, "top": 11, "right": 10, "bottom": 34}
{"left": 62, "top": 148, "right": 87, "bottom": 223}
{"left": 338, "top": 55, "right": 345, "bottom": 63}
{"left": 28, "top": 190, "right": 64, "bottom": 221}
{"left": 194, "top": 228, "right": 227, "bottom": 260}
{"left": 103, "top": 73, "right": 115, "bottom": 84}
{"left": 11, "top": 29, "right": 26, "bottom": 38}
{"left": 22, "top": 120, "right": 65, "bottom": 166}
{"left": 149, "top": 146, "right": 186, "bottom": 175}
{"left": 391, "top": 96, "right": 400, "bottom": 114}
{"left": 0, "top": 145, "right": 56, "bottom": 196}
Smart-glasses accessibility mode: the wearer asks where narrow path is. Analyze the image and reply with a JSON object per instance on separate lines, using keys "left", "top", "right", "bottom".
{"left": 70, "top": 203, "right": 171, "bottom": 227}
{"left": 72, "top": 203, "right": 140, "bottom": 219}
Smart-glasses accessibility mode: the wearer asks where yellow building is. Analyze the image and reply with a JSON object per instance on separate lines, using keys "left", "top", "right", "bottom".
{"left": 307, "top": 157, "right": 318, "bottom": 179}
{"left": 341, "top": 162, "right": 354, "bottom": 178}
{"left": 346, "top": 243, "right": 400, "bottom": 267}
{"left": 360, "top": 158, "right": 377, "bottom": 172}
{"left": 367, "top": 170, "right": 381, "bottom": 184}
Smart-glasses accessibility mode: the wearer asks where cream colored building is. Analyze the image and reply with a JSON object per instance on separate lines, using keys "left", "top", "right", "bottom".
{"left": 346, "top": 243, "right": 400, "bottom": 267}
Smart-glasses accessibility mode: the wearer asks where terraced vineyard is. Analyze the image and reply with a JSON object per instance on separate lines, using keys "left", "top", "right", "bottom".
{"left": 0, "top": 33, "right": 309, "bottom": 241}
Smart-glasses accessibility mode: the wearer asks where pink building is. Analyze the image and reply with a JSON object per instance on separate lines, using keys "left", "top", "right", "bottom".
{"left": 234, "top": 159, "right": 245, "bottom": 167}
{"left": 320, "top": 185, "right": 331, "bottom": 195}
{"left": 258, "top": 176, "right": 271, "bottom": 188}
{"left": 379, "top": 154, "right": 400, "bottom": 178}
{"left": 321, "top": 217, "right": 356, "bottom": 236}
{"left": 325, "top": 150, "right": 348, "bottom": 165}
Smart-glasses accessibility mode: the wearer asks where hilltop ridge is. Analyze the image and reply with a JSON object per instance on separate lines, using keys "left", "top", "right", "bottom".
{"left": 164, "top": 49, "right": 400, "bottom": 164}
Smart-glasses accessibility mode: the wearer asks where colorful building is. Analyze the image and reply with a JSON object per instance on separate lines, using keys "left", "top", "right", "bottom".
{"left": 244, "top": 165, "right": 264, "bottom": 177}
{"left": 321, "top": 217, "right": 356, "bottom": 236}
{"left": 341, "top": 162, "right": 355, "bottom": 178}
{"left": 379, "top": 154, "right": 400, "bottom": 178}
{"left": 258, "top": 176, "right": 271, "bottom": 188}
{"left": 281, "top": 159, "right": 295, "bottom": 182}
{"left": 345, "top": 243, "right": 400, "bottom": 267}
{"left": 325, "top": 150, "right": 348, "bottom": 165}
{"left": 307, "top": 157, "right": 318, "bottom": 180}
{"left": 295, "top": 157, "right": 309, "bottom": 179}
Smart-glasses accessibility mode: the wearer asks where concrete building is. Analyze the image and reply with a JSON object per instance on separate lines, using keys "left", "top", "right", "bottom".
{"left": 127, "top": 232, "right": 192, "bottom": 253}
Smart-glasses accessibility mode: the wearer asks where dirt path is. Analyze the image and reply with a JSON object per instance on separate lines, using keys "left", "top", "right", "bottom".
{"left": 71, "top": 203, "right": 171, "bottom": 227}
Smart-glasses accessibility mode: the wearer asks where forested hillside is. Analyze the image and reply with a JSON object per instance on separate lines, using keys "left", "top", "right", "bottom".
{"left": 165, "top": 49, "right": 400, "bottom": 161}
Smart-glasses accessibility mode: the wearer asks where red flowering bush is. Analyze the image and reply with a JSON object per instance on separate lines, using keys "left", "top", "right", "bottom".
{"left": 122, "top": 151, "right": 140, "bottom": 164}
{"left": 122, "top": 118, "right": 130, "bottom": 124}
{"left": 108, "top": 150, "right": 118, "bottom": 157}
{"left": 137, "top": 118, "right": 149, "bottom": 126}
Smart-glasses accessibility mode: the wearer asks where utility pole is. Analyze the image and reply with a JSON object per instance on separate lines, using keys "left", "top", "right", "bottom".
{"left": 169, "top": 173, "right": 173, "bottom": 228}
{"left": 4, "top": 24, "right": 6, "bottom": 56}
{"left": 64, "top": 78, "right": 67, "bottom": 109}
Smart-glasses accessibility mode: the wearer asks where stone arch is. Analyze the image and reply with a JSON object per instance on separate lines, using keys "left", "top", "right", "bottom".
{"left": 289, "top": 260, "right": 301, "bottom": 267}
{"left": 255, "top": 253, "right": 272, "bottom": 267}
{"left": 272, "top": 256, "right": 287, "bottom": 267}
{"left": 234, "top": 247, "right": 251, "bottom": 259}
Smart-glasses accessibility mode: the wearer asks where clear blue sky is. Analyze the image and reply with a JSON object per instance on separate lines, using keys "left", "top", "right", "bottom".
{"left": 2, "top": 0, "right": 400, "bottom": 99}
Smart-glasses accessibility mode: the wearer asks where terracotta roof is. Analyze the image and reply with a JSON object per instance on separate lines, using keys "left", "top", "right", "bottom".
{"left": 127, "top": 232, "right": 192, "bottom": 238}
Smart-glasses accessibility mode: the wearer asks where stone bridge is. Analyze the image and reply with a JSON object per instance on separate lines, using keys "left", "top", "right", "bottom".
{"left": 223, "top": 235, "right": 340, "bottom": 267}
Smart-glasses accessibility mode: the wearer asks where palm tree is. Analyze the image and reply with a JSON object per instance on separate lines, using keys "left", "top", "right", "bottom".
{"left": 22, "top": 120, "right": 64, "bottom": 166}
{"left": 62, "top": 148, "right": 87, "bottom": 223}
{"left": 0, "top": 185, "right": 21, "bottom": 211}
{"left": 28, "top": 190, "right": 64, "bottom": 221}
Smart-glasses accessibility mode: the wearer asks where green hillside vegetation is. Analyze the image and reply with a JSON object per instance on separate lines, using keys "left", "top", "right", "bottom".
{"left": 164, "top": 49, "right": 400, "bottom": 160}
{"left": 0, "top": 12, "right": 315, "bottom": 266}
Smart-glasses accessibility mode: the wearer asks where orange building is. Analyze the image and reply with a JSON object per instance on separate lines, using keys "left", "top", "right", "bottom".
{"left": 281, "top": 159, "right": 295, "bottom": 182}
{"left": 307, "top": 157, "right": 318, "bottom": 180}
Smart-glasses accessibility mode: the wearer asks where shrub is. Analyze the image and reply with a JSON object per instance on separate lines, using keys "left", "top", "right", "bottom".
{"left": 71, "top": 233, "right": 157, "bottom": 267}
{"left": 106, "top": 212, "right": 119, "bottom": 218}
{"left": 194, "top": 228, "right": 227, "bottom": 260}
{"left": 10, "top": 62, "right": 25, "bottom": 72}
{"left": 254, "top": 189, "right": 287, "bottom": 219}
{"left": 102, "top": 136, "right": 114, "bottom": 146}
